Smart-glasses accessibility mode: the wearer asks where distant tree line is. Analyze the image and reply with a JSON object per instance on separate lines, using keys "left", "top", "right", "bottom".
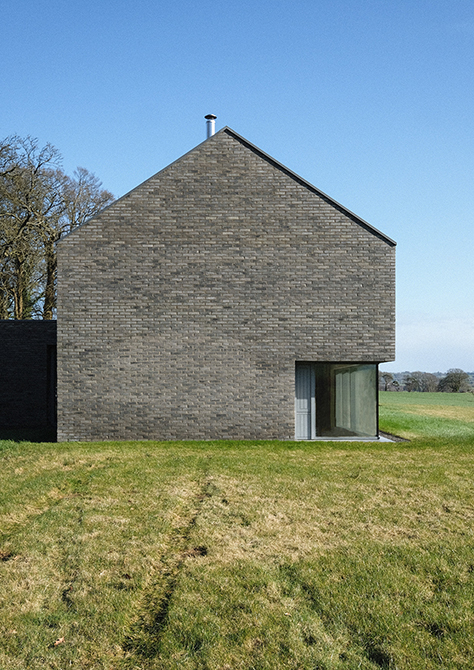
{"left": 379, "top": 369, "right": 473, "bottom": 393}
{"left": 0, "top": 135, "right": 114, "bottom": 319}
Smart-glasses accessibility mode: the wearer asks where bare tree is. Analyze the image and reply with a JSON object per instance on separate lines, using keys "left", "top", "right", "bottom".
{"left": 403, "top": 371, "right": 439, "bottom": 392}
{"left": 36, "top": 167, "right": 114, "bottom": 319}
{"left": 0, "top": 136, "right": 62, "bottom": 318}
{"left": 0, "top": 225, "right": 41, "bottom": 319}
{"left": 0, "top": 139, "right": 18, "bottom": 177}
{"left": 404, "top": 371, "right": 423, "bottom": 392}
{"left": 422, "top": 373, "right": 439, "bottom": 392}
{"left": 0, "top": 136, "right": 114, "bottom": 319}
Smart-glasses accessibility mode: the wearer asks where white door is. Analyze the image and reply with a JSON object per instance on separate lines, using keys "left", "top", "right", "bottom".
{"left": 295, "top": 363, "right": 316, "bottom": 439}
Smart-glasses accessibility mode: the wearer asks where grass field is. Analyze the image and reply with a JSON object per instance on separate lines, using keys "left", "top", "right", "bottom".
{"left": 379, "top": 391, "right": 474, "bottom": 442}
{"left": 1, "top": 394, "right": 473, "bottom": 669}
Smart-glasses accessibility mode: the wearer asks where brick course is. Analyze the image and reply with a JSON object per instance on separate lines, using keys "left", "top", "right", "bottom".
{"left": 57, "top": 128, "right": 395, "bottom": 441}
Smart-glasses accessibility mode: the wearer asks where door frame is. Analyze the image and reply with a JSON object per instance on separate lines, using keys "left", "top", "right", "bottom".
{"left": 295, "top": 362, "right": 316, "bottom": 439}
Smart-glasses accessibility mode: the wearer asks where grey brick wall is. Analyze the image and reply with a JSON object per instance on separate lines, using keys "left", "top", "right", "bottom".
{"left": 57, "top": 128, "right": 395, "bottom": 441}
{"left": 0, "top": 320, "right": 57, "bottom": 430}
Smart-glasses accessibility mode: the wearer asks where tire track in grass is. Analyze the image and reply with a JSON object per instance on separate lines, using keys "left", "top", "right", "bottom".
{"left": 121, "top": 472, "right": 214, "bottom": 663}
{"left": 59, "top": 503, "right": 85, "bottom": 612}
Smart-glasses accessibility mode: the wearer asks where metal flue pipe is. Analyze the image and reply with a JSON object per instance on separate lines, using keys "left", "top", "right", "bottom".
{"left": 205, "top": 114, "right": 217, "bottom": 138}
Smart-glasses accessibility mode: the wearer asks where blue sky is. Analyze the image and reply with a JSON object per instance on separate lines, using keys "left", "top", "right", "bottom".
{"left": 2, "top": 0, "right": 473, "bottom": 372}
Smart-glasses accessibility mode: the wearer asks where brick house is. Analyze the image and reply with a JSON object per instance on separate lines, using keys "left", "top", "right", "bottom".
{"left": 55, "top": 126, "right": 395, "bottom": 442}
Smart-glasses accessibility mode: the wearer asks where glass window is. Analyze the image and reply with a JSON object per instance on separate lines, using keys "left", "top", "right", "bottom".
{"left": 295, "top": 362, "right": 378, "bottom": 438}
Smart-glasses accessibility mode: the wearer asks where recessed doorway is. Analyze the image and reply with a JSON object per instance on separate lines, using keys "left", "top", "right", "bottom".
{"left": 295, "top": 362, "right": 378, "bottom": 439}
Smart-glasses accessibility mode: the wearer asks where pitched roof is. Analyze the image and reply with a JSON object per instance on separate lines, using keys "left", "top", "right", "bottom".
{"left": 63, "top": 126, "right": 396, "bottom": 247}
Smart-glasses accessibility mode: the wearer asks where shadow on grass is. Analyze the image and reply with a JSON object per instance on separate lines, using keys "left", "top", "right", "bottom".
{"left": 0, "top": 427, "right": 57, "bottom": 442}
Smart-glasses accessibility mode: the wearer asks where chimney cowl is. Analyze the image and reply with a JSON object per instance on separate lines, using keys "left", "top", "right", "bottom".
{"left": 205, "top": 114, "right": 217, "bottom": 138}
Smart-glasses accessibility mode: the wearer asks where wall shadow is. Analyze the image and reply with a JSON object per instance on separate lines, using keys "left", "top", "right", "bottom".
{"left": 0, "top": 427, "right": 57, "bottom": 443}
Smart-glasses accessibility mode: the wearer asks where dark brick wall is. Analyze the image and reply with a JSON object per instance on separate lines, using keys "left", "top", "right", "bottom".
{"left": 0, "top": 320, "right": 57, "bottom": 430}
{"left": 57, "top": 128, "right": 395, "bottom": 441}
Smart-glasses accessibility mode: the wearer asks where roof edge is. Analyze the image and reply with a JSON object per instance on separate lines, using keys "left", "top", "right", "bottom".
{"left": 60, "top": 130, "right": 227, "bottom": 242}
{"left": 62, "top": 125, "right": 396, "bottom": 247}
{"left": 219, "top": 126, "right": 396, "bottom": 247}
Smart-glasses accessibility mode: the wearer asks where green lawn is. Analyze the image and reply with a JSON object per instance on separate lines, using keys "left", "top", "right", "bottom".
{"left": 1, "top": 395, "right": 473, "bottom": 669}
{"left": 379, "top": 390, "right": 474, "bottom": 442}
{"left": 380, "top": 390, "right": 474, "bottom": 408}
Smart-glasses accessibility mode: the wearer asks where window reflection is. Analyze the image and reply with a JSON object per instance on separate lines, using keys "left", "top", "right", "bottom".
{"left": 296, "top": 362, "right": 377, "bottom": 438}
